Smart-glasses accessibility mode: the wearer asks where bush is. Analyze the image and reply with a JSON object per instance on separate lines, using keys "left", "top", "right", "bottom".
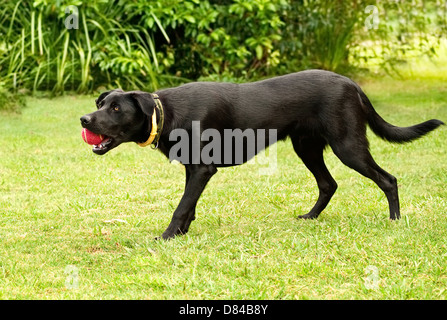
{"left": 0, "top": 0, "right": 445, "bottom": 97}
{"left": 0, "top": 85, "right": 26, "bottom": 113}
{"left": 0, "top": 0, "right": 176, "bottom": 95}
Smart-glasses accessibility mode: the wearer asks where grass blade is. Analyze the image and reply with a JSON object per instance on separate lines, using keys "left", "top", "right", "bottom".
{"left": 150, "top": 12, "right": 170, "bottom": 43}
{"left": 31, "top": 11, "right": 35, "bottom": 55}
{"left": 38, "top": 10, "right": 43, "bottom": 56}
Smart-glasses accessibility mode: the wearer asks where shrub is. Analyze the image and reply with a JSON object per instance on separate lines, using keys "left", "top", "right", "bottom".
{"left": 0, "top": 0, "right": 445, "bottom": 97}
{"left": 0, "top": 83, "right": 26, "bottom": 112}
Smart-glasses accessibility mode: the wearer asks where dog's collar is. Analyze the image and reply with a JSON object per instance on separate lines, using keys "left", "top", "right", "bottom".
{"left": 138, "top": 93, "right": 164, "bottom": 149}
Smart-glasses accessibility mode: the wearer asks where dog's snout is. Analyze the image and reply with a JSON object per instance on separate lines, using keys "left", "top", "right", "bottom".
{"left": 80, "top": 115, "right": 92, "bottom": 127}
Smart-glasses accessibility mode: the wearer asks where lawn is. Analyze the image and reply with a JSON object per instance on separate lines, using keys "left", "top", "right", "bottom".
{"left": 0, "top": 77, "right": 446, "bottom": 299}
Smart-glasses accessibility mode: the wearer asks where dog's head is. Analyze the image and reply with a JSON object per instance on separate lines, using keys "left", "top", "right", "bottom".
{"left": 80, "top": 89, "right": 157, "bottom": 155}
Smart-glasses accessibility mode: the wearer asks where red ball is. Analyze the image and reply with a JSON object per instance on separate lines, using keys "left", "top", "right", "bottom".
{"left": 82, "top": 128, "right": 104, "bottom": 145}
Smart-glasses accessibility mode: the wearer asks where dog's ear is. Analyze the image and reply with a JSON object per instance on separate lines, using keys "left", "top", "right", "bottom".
{"left": 95, "top": 89, "right": 124, "bottom": 109}
{"left": 129, "top": 91, "right": 156, "bottom": 117}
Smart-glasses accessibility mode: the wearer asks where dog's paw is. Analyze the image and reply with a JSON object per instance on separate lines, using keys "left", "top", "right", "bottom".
{"left": 297, "top": 212, "right": 319, "bottom": 220}
{"left": 160, "top": 225, "right": 187, "bottom": 240}
{"left": 160, "top": 231, "right": 177, "bottom": 240}
{"left": 154, "top": 234, "right": 174, "bottom": 241}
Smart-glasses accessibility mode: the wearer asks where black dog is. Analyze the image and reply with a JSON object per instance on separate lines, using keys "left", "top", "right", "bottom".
{"left": 80, "top": 70, "right": 443, "bottom": 239}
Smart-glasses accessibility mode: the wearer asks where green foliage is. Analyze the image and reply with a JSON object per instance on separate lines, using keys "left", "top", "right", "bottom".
{"left": 0, "top": 86, "right": 26, "bottom": 112}
{"left": 349, "top": 0, "right": 447, "bottom": 75}
{"left": 280, "top": 0, "right": 446, "bottom": 74}
{"left": 0, "top": 0, "right": 173, "bottom": 95}
{"left": 163, "top": 0, "right": 289, "bottom": 79}
{"left": 0, "top": 0, "right": 445, "bottom": 96}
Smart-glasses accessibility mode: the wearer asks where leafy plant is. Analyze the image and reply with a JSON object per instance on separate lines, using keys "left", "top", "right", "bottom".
{"left": 0, "top": 0, "right": 444, "bottom": 98}
{"left": 0, "top": 82, "right": 26, "bottom": 112}
{"left": 0, "top": 0, "right": 171, "bottom": 95}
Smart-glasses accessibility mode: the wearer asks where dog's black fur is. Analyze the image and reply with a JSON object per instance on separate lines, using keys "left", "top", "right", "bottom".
{"left": 80, "top": 70, "right": 444, "bottom": 239}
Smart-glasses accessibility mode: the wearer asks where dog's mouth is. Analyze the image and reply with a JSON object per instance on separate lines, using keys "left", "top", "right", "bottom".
{"left": 92, "top": 136, "right": 118, "bottom": 155}
{"left": 92, "top": 136, "right": 115, "bottom": 155}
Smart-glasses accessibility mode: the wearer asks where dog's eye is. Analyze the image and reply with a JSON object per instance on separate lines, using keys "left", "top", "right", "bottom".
{"left": 112, "top": 105, "right": 120, "bottom": 112}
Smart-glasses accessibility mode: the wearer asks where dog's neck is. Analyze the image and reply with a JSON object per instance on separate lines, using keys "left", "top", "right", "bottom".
{"left": 138, "top": 93, "right": 164, "bottom": 149}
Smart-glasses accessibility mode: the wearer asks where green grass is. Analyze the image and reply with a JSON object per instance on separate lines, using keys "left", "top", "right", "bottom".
{"left": 0, "top": 78, "right": 446, "bottom": 299}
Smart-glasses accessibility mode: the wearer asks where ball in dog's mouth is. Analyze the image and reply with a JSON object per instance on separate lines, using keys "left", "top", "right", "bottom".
{"left": 82, "top": 128, "right": 113, "bottom": 154}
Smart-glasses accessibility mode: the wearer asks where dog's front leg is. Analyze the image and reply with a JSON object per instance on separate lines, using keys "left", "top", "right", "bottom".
{"left": 161, "top": 164, "right": 217, "bottom": 240}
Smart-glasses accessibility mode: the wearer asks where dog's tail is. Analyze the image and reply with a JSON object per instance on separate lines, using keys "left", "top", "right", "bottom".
{"left": 357, "top": 89, "right": 444, "bottom": 143}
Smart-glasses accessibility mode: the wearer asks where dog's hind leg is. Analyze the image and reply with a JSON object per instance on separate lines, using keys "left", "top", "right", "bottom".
{"left": 329, "top": 137, "right": 400, "bottom": 220}
{"left": 292, "top": 136, "right": 337, "bottom": 219}
{"left": 161, "top": 164, "right": 217, "bottom": 239}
